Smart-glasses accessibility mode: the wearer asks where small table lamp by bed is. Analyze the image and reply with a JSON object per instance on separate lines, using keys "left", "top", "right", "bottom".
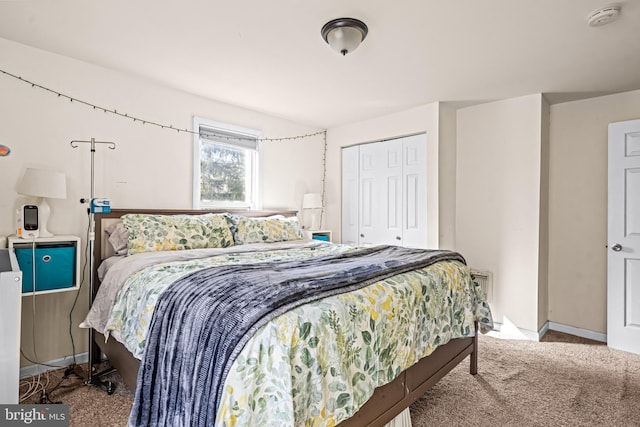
{"left": 302, "top": 193, "right": 323, "bottom": 231}
{"left": 17, "top": 168, "right": 67, "bottom": 237}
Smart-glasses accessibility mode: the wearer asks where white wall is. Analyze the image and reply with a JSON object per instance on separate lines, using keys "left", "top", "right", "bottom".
{"left": 456, "top": 94, "right": 546, "bottom": 333}
{"left": 325, "top": 102, "right": 445, "bottom": 248}
{"left": 5, "top": 31, "right": 639, "bottom": 366}
{"left": 548, "top": 89, "right": 640, "bottom": 334}
{"left": 0, "top": 38, "right": 323, "bottom": 365}
{"left": 438, "top": 104, "right": 458, "bottom": 250}
{"left": 538, "top": 100, "right": 550, "bottom": 331}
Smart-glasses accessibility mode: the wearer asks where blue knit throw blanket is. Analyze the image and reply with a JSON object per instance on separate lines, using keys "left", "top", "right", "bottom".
{"left": 129, "top": 245, "right": 465, "bottom": 427}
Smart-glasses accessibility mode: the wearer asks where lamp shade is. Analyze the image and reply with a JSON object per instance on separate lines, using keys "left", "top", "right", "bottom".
{"left": 321, "top": 18, "right": 368, "bottom": 56}
{"left": 17, "top": 168, "right": 67, "bottom": 199}
{"left": 302, "top": 193, "right": 323, "bottom": 209}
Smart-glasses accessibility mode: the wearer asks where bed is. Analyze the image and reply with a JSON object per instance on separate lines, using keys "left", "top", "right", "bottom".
{"left": 82, "top": 208, "right": 493, "bottom": 427}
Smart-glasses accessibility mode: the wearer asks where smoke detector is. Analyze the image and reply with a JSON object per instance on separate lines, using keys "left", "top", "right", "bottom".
{"left": 587, "top": 5, "right": 621, "bottom": 27}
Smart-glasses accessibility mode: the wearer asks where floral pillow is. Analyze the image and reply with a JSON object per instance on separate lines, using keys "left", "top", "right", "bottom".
{"left": 228, "top": 215, "right": 304, "bottom": 245}
{"left": 121, "top": 213, "right": 234, "bottom": 255}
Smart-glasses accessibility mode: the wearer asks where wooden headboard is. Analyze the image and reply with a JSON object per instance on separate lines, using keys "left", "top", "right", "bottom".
{"left": 92, "top": 208, "right": 297, "bottom": 297}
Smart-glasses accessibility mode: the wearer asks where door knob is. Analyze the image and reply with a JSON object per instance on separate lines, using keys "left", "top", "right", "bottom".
{"left": 612, "top": 244, "right": 622, "bottom": 252}
{"left": 360, "top": 234, "right": 364, "bottom": 238}
{"left": 396, "top": 236, "right": 401, "bottom": 241}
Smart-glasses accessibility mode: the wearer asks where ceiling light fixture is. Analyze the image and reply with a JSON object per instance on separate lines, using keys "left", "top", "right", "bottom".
{"left": 586, "top": 5, "right": 621, "bottom": 27}
{"left": 321, "top": 18, "right": 368, "bottom": 56}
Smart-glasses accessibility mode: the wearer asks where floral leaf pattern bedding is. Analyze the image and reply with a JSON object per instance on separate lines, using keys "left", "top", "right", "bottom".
{"left": 121, "top": 213, "right": 234, "bottom": 255}
{"left": 226, "top": 214, "right": 305, "bottom": 244}
{"left": 104, "top": 243, "right": 493, "bottom": 427}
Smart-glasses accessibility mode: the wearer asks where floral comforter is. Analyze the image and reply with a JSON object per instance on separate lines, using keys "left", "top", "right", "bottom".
{"left": 98, "top": 242, "right": 492, "bottom": 427}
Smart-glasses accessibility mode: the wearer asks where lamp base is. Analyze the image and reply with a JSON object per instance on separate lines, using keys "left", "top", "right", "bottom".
{"left": 307, "top": 211, "right": 320, "bottom": 231}
{"left": 37, "top": 198, "right": 54, "bottom": 237}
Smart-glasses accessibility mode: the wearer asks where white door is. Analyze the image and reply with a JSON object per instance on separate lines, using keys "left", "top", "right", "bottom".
{"left": 402, "top": 134, "right": 428, "bottom": 248}
{"left": 341, "top": 146, "right": 360, "bottom": 245}
{"left": 608, "top": 119, "right": 640, "bottom": 355}
{"left": 359, "top": 139, "right": 403, "bottom": 246}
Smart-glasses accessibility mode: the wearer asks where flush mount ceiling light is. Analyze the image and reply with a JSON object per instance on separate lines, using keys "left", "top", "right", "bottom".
{"left": 586, "top": 4, "right": 621, "bottom": 27}
{"left": 321, "top": 18, "right": 368, "bottom": 56}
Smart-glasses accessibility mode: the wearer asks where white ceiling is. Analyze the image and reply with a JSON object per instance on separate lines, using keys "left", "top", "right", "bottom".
{"left": 0, "top": 0, "right": 639, "bottom": 129}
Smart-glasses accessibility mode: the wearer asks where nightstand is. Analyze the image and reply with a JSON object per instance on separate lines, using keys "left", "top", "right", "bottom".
{"left": 304, "top": 230, "right": 332, "bottom": 242}
{"left": 8, "top": 235, "right": 81, "bottom": 295}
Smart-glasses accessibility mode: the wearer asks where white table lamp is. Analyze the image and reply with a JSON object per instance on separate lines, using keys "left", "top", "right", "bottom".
{"left": 17, "top": 168, "right": 67, "bottom": 237}
{"left": 302, "top": 193, "right": 323, "bottom": 231}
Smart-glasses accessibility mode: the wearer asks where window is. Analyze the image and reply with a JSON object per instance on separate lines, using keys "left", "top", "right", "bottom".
{"left": 193, "top": 117, "right": 261, "bottom": 209}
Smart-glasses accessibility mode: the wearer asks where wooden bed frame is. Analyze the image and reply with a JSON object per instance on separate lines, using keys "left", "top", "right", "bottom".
{"left": 90, "top": 208, "right": 479, "bottom": 427}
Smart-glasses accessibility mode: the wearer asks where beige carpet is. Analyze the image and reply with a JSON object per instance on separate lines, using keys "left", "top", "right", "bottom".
{"left": 21, "top": 331, "right": 640, "bottom": 427}
{"left": 411, "top": 331, "right": 640, "bottom": 427}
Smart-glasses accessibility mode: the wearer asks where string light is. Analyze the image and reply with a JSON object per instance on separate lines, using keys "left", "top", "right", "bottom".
{"left": 0, "top": 68, "right": 325, "bottom": 143}
{"left": 1, "top": 67, "right": 329, "bottom": 213}
{"left": 320, "top": 131, "right": 327, "bottom": 228}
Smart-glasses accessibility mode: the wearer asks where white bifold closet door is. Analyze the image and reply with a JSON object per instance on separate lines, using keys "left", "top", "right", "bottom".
{"left": 341, "top": 133, "right": 427, "bottom": 248}
{"left": 341, "top": 145, "right": 360, "bottom": 245}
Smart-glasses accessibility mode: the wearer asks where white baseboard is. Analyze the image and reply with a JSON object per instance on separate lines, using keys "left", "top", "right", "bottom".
{"left": 546, "top": 321, "right": 607, "bottom": 343}
{"left": 489, "top": 320, "right": 607, "bottom": 343}
{"left": 20, "top": 352, "right": 88, "bottom": 379}
{"left": 538, "top": 321, "right": 550, "bottom": 338}
{"left": 489, "top": 321, "right": 542, "bottom": 341}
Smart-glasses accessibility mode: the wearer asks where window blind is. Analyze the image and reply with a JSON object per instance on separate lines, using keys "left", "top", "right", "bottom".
{"left": 199, "top": 126, "right": 258, "bottom": 151}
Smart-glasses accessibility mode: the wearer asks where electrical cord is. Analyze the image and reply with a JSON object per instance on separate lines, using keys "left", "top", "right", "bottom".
{"left": 39, "top": 363, "right": 85, "bottom": 404}
{"left": 43, "top": 219, "right": 91, "bottom": 403}
{"left": 19, "top": 237, "right": 51, "bottom": 403}
{"left": 67, "top": 213, "right": 90, "bottom": 366}
{"left": 19, "top": 355, "right": 84, "bottom": 404}
{"left": 19, "top": 370, "right": 50, "bottom": 403}
{"left": 19, "top": 229, "right": 89, "bottom": 404}
{"left": 39, "top": 210, "right": 92, "bottom": 402}
{"left": 30, "top": 237, "right": 37, "bottom": 359}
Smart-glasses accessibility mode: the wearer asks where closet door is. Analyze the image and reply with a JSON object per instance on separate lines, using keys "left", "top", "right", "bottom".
{"left": 341, "top": 145, "right": 360, "bottom": 245}
{"left": 402, "top": 134, "right": 428, "bottom": 248}
{"left": 341, "top": 134, "right": 427, "bottom": 248}
{"left": 359, "top": 139, "right": 403, "bottom": 246}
